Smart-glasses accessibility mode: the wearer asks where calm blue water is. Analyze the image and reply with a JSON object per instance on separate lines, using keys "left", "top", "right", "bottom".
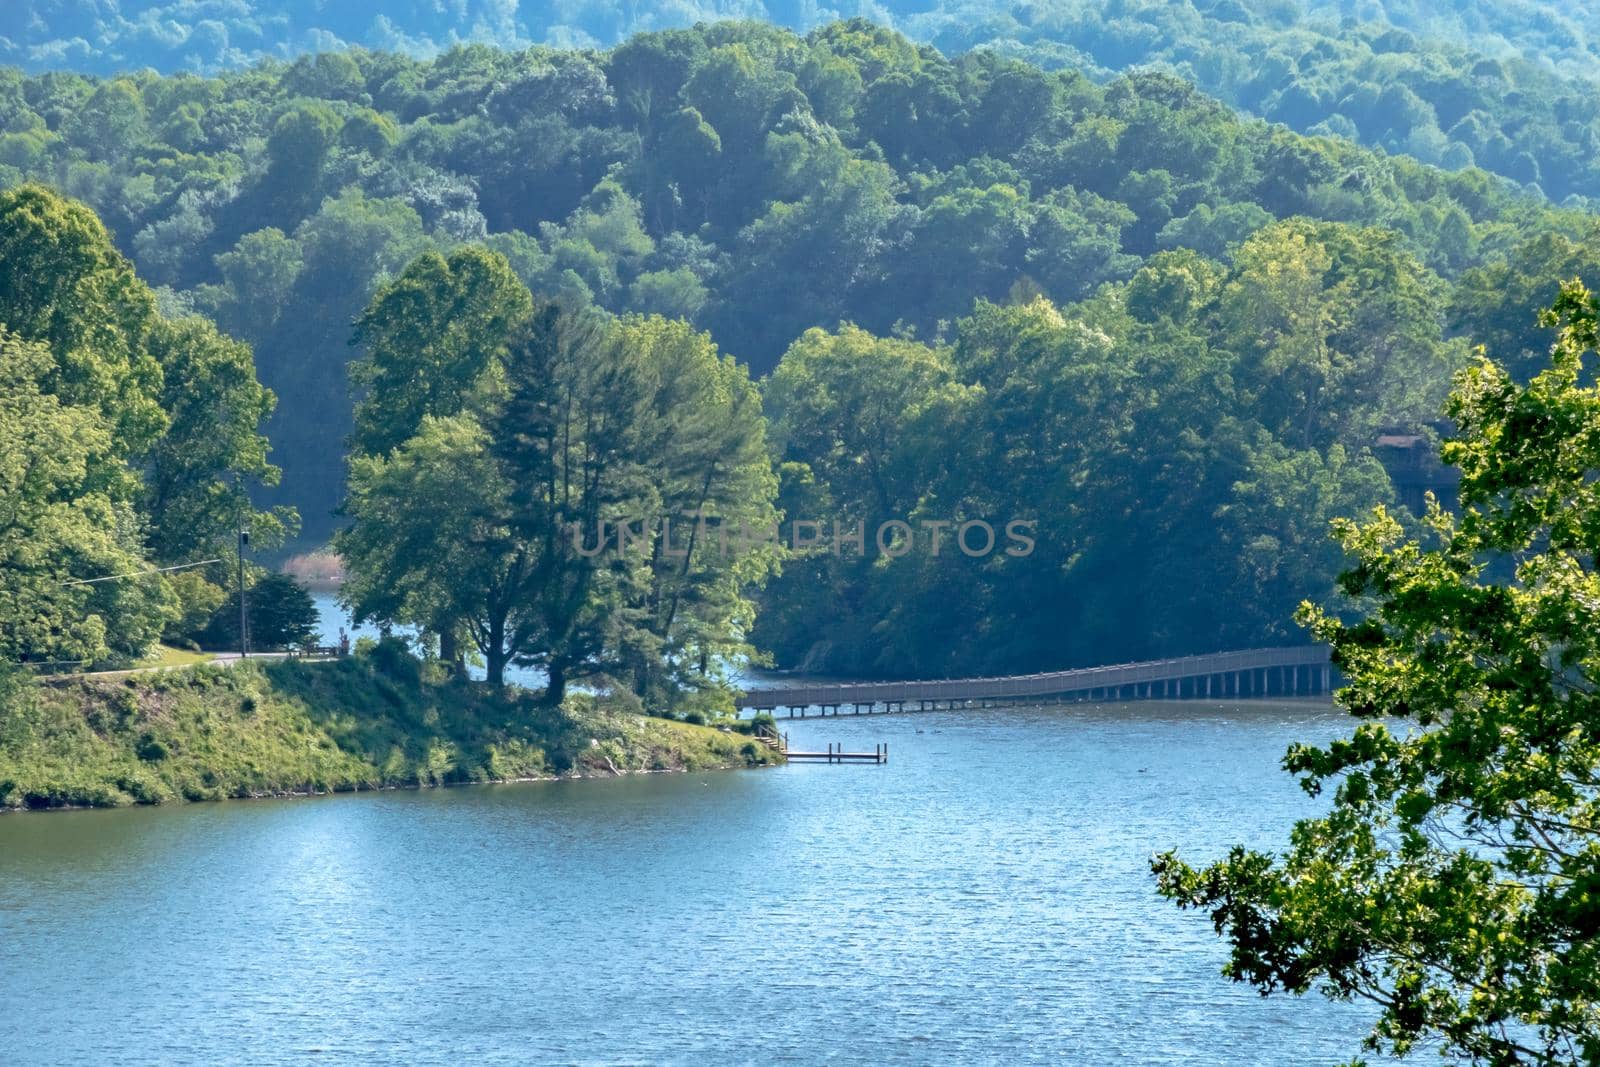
{"left": 0, "top": 699, "right": 1380, "bottom": 1064}
{"left": 311, "top": 591, "right": 547, "bottom": 688}
{"left": 310, "top": 592, "right": 767, "bottom": 692}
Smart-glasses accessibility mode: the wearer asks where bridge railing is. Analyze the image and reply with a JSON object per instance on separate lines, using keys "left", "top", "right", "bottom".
{"left": 736, "top": 646, "right": 1331, "bottom": 709}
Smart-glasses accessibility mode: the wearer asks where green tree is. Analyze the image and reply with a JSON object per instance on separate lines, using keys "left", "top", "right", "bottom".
{"left": 264, "top": 101, "right": 341, "bottom": 214}
{"left": 350, "top": 246, "right": 532, "bottom": 456}
{"left": 0, "top": 183, "right": 166, "bottom": 467}
{"left": 341, "top": 300, "right": 655, "bottom": 694}
{"left": 0, "top": 187, "right": 287, "bottom": 665}
{"left": 755, "top": 324, "right": 963, "bottom": 672}
{"left": 485, "top": 304, "right": 656, "bottom": 698}
{"left": 1154, "top": 282, "right": 1600, "bottom": 1064}
{"left": 141, "top": 314, "right": 293, "bottom": 564}
{"left": 610, "top": 315, "right": 780, "bottom": 708}
{"left": 64, "top": 79, "right": 147, "bottom": 161}
{"left": 196, "top": 227, "right": 304, "bottom": 340}
{"left": 342, "top": 287, "right": 780, "bottom": 703}
{"left": 1217, "top": 220, "right": 1463, "bottom": 452}
{"left": 202, "top": 572, "right": 320, "bottom": 651}
{"left": 338, "top": 415, "right": 509, "bottom": 673}
{"left": 0, "top": 329, "right": 177, "bottom": 665}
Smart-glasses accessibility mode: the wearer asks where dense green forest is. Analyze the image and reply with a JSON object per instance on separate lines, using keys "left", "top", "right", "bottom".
{"left": 8, "top": 18, "right": 1600, "bottom": 681}
{"left": 11, "top": 1, "right": 1600, "bottom": 204}
{"left": 917, "top": 0, "right": 1600, "bottom": 204}
{"left": 0, "top": 21, "right": 1587, "bottom": 546}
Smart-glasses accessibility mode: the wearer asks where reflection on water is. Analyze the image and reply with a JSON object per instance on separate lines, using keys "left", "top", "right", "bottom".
{"left": 0, "top": 700, "right": 1377, "bottom": 1064}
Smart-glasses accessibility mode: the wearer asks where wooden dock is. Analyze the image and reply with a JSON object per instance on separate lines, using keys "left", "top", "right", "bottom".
{"left": 754, "top": 732, "right": 887, "bottom": 765}
{"left": 784, "top": 742, "right": 888, "bottom": 764}
{"left": 737, "top": 646, "right": 1333, "bottom": 717}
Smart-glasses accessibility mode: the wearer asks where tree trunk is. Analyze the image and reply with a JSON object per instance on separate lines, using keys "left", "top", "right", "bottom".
{"left": 486, "top": 613, "right": 507, "bottom": 688}
{"left": 544, "top": 661, "right": 567, "bottom": 707}
{"left": 440, "top": 627, "right": 462, "bottom": 677}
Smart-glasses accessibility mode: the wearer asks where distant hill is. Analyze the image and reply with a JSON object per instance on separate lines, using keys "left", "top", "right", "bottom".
{"left": 8, "top": 1, "right": 1600, "bottom": 204}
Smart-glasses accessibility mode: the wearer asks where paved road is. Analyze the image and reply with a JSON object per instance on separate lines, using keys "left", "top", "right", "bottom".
{"left": 41, "top": 652, "right": 302, "bottom": 683}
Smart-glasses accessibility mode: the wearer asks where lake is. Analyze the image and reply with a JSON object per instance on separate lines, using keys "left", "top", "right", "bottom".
{"left": 0, "top": 699, "right": 1380, "bottom": 1064}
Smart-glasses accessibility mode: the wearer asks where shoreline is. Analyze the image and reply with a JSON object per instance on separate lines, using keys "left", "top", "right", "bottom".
{"left": 0, "top": 761, "right": 772, "bottom": 815}
{"left": 0, "top": 657, "right": 781, "bottom": 813}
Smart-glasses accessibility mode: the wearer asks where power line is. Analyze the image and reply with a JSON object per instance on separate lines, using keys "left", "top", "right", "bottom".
{"left": 59, "top": 559, "right": 224, "bottom": 588}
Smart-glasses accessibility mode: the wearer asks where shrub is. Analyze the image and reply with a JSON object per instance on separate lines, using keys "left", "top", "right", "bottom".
{"left": 109, "top": 685, "right": 140, "bottom": 722}
{"left": 361, "top": 635, "right": 421, "bottom": 687}
{"left": 162, "top": 571, "right": 226, "bottom": 645}
{"left": 135, "top": 732, "right": 169, "bottom": 762}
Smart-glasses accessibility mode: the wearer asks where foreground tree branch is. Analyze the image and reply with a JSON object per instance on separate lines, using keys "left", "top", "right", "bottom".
{"left": 1154, "top": 281, "right": 1600, "bottom": 1065}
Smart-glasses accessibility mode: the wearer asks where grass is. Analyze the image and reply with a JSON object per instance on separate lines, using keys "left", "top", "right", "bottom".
{"left": 141, "top": 645, "right": 217, "bottom": 669}
{"left": 0, "top": 651, "right": 780, "bottom": 811}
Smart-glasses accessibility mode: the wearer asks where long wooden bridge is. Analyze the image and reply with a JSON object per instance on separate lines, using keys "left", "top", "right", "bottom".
{"left": 737, "top": 646, "right": 1333, "bottom": 717}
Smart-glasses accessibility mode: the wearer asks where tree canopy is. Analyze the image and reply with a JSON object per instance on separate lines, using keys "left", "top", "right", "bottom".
{"left": 0, "top": 22, "right": 1586, "bottom": 549}
{"left": 0, "top": 184, "right": 289, "bottom": 667}
{"left": 340, "top": 253, "right": 778, "bottom": 704}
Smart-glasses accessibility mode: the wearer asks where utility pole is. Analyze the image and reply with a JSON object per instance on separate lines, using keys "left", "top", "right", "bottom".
{"left": 237, "top": 523, "right": 250, "bottom": 659}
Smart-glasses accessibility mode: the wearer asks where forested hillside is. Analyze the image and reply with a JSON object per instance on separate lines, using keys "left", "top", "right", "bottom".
{"left": 13, "top": 1, "right": 1599, "bottom": 75}
{"left": 6, "top": 20, "right": 1600, "bottom": 675}
{"left": 0, "top": 21, "right": 1585, "bottom": 546}
{"left": 916, "top": 0, "right": 1600, "bottom": 204}
{"left": 10, "top": 2, "right": 1600, "bottom": 205}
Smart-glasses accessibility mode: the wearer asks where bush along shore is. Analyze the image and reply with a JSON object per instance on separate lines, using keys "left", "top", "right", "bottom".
{"left": 0, "top": 647, "right": 780, "bottom": 811}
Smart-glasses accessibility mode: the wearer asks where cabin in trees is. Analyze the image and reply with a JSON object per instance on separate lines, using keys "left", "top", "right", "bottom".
{"left": 1375, "top": 428, "right": 1459, "bottom": 514}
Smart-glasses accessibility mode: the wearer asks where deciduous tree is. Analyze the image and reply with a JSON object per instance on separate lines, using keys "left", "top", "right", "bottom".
{"left": 1155, "top": 282, "right": 1600, "bottom": 1064}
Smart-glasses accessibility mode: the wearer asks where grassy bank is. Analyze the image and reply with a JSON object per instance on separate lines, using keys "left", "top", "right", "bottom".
{"left": 0, "top": 650, "right": 779, "bottom": 810}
